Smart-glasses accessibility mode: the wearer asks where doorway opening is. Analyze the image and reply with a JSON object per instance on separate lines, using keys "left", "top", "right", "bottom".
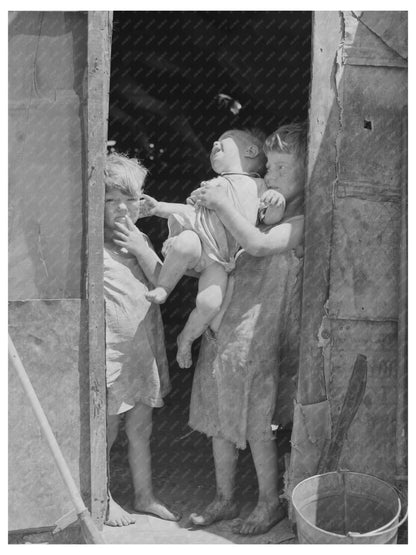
{"left": 107, "top": 11, "right": 311, "bottom": 539}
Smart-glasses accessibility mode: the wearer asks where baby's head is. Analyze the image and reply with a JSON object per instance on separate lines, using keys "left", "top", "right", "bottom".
{"left": 263, "top": 122, "right": 307, "bottom": 200}
{"left": 104, "top": 153, "right": 148, "bottom": 230}
{"left": 210, "top": 128, "right": 267, "bottom": 175}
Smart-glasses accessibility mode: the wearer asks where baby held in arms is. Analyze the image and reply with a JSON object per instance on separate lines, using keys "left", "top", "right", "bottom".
{"left": 142, "top": 129, "right": 286, "bottom": 368}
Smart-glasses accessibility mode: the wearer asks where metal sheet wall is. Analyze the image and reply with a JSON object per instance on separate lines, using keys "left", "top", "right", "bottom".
{"left": 289, "top": 11, "right": 407, "bottom": 500}
{"left": 8, "top": 300, "right": 90, "bottom": 530}
{"left": 8, "top": 12, "right": 87, "bottom": 300}
{"left": 8, "top": 12, "right": 92, "bottom": 531}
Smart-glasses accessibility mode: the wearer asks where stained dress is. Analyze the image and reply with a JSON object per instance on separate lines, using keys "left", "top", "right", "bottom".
{"left": 189, "top": 216, "right": 304, "bottom": 448}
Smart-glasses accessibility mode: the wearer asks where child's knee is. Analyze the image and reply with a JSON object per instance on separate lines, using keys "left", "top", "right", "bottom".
{"left": 125, "top": 407, "right": 153, "bottom": 442}
{"left": 196, "top": 288, "right": 223, "bottom": 318}
{"left": 172, "top": 231, "right": 201, "bottom": 261}
{"left": 126, "top": 417, "right": 152, "bottom": 442}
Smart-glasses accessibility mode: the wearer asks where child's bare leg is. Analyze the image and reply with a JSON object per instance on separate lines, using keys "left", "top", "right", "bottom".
{"left": 177, "top": 263, "right": 227, "bottom": 368}
{"left": 210, "top": 274, "right": 235, "bottom": 333}
{"left": 146, "top": 230, "right": 201, "bottom": 304}
{"left": 106, "top": 414, "right": 136, "bottom": 526}
{"left": 126, "top": 402, "right": 180, "bottom": 521}
{"left": 190, "top": 437, "right": 239, "bottom": 526}
{"left": 236, "top": 439, "right": 285, "bottom": 535}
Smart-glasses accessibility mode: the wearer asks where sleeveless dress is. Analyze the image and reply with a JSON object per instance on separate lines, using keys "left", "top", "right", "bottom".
{"left": 104, "top": 243, "right": 170, "bottom": 415}
{"left": 189, "top": 216, "right": 304, "bottom": 449}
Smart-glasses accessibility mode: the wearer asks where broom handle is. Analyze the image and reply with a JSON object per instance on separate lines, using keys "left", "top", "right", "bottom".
{"left": 9, "top": 334, "right": 87, "bottom": 516}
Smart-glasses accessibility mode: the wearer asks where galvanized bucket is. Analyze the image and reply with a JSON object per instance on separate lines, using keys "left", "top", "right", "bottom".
{"left": 292, "top": 471, "right": 406, "bottom": 544}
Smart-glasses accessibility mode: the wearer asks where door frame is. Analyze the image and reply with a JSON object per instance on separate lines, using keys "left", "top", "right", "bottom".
{"left": 86, "top": 10, "right": 113, "bottom": 526}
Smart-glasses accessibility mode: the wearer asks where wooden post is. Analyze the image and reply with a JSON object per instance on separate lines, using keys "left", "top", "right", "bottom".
{"left": 86, "top": 11, "right": 113, "bottom": 527}
{"left": 396, "top": 106, "right": 408, "bottom": 487}
{"left": 297, "top": 11, "right": 341, "bottom": 405}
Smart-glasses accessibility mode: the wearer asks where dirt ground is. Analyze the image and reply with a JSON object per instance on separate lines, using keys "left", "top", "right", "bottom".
{"left": 106, "top": 366, "right": 296, "bottom": 544}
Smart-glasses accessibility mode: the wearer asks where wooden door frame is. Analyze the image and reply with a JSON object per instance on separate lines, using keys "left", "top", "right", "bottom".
{"left": 86, "top": 11, "right": 113, "bottom": 527}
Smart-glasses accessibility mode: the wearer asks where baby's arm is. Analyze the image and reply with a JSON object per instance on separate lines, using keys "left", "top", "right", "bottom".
{"left": 259, "top": 189, "right": 286, "bottom": 225}
{"left": 141, "top": 193, "right": 193, "bottom": 219}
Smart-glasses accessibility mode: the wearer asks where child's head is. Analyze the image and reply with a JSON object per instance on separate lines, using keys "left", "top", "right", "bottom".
{"left": 104, "top": 152, "right": 147, "bottom": 198}
{"left": 210, "top": 128, "right": 267, "bottom": 175}
{"left": 104, "top": 153, "right": 148, "bottom": 230}
{"left": 263, "top": 122, "right": 307, "bottom": 200}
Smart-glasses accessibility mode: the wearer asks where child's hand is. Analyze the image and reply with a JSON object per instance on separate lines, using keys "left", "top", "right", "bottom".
{"left": 139, "top": 194, "right": 160, "bottom": 217}
{"left": 259, "top": 189, "right": 286, "bottom": 210}
{"left": 113, "top": 216, "right": 149, "bottom": 256}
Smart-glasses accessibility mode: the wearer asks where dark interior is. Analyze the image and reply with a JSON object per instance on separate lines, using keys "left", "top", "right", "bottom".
{"left": 108, "top": 10, "right": 312, "bottom": 531}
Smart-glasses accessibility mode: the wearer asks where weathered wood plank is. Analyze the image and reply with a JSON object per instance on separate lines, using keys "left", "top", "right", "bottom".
{"left": 396, "top": 107, "right": 407, "bottom": 484}
{"left": 297, "top": 11, "right": 341, "bottom": 404}
{"left": 86, "top": 11, "right": 113, "bottom": 527}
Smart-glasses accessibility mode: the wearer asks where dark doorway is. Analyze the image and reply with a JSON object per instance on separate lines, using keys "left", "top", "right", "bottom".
{"left": 108, "top": 10, "right": 311, "bottom": 538}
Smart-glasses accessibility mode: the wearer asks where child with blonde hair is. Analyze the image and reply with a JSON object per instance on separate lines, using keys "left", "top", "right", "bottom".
{"left": 103, "top": 153, "right": 179, "bottom": 526}
{"left": 142, "top": 129, "right": 286, "bottom": 368}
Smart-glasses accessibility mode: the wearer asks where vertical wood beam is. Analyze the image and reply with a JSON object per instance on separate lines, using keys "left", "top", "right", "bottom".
{"left": 396, "top": 106, "right": 408, "bottom": 485}
{"left": 297, "top": 11, "right": 342, "bottom": 405}
{"left": 86, "top": 10, "right": 113, "bottom": 527}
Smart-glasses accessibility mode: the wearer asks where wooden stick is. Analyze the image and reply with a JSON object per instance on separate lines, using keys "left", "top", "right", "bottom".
{"left": 317, "top": 354, "right": 367, "bottom": 474}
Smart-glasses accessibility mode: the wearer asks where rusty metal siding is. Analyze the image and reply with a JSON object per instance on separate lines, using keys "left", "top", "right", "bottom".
{"left": 323, "top": 319, "right": 398, "bottom": 480}
{"left": 337, "top": 66, "right": 405, "bottom": 190}
{"left": 8, "top": 300, "right": 90, "bottom": 530}
{"left": 325, "top": 12, "right": 407, "bottom": 481}
{"left": 289, "top": 11, "right": 407, "bottom": 503}
{"left": 329, "top": 198, "right": 400, "bottom": 320}
{"left": 8, "top": 12, "right": 87, "bottom": 300}
{"left": 8, "top": 12, "right": 110, "bottom": 532}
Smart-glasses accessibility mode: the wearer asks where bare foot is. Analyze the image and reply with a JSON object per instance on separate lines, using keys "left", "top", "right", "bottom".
{"left": 145, "top": 287, "right": 168, "bottom": 304}
{"left": 176, "top": 332, "right": 193, "bottom": 368}
{"left": 234, "top": 500, "right": 286, "bottom": 535}
{"left": 189, "top": 496, "right": 239, "bottom": 526}
{"left": 133, "top": 497, "right": 181, "bottom": 521}
{"left": 105, "top": 497, "right": 136, "bottom": 527}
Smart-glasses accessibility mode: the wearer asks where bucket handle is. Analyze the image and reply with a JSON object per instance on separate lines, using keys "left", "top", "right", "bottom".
{"left": 347, "top": 486, "right": 408, "bottom": 538}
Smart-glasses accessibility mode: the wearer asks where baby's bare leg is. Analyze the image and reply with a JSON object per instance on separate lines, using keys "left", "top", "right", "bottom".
{"left": 210, "top": 274, "right": 235, "bottom": 333}
{"left": 177, "top": 263, "right": 227, "bottom": 368}
{"left": 146, "top": 230, "right": 201, "bottom": 304}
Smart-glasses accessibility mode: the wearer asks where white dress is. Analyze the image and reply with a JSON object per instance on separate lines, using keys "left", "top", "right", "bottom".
{"left": 189, "top": 216, "right": 304, "bottom": 448}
